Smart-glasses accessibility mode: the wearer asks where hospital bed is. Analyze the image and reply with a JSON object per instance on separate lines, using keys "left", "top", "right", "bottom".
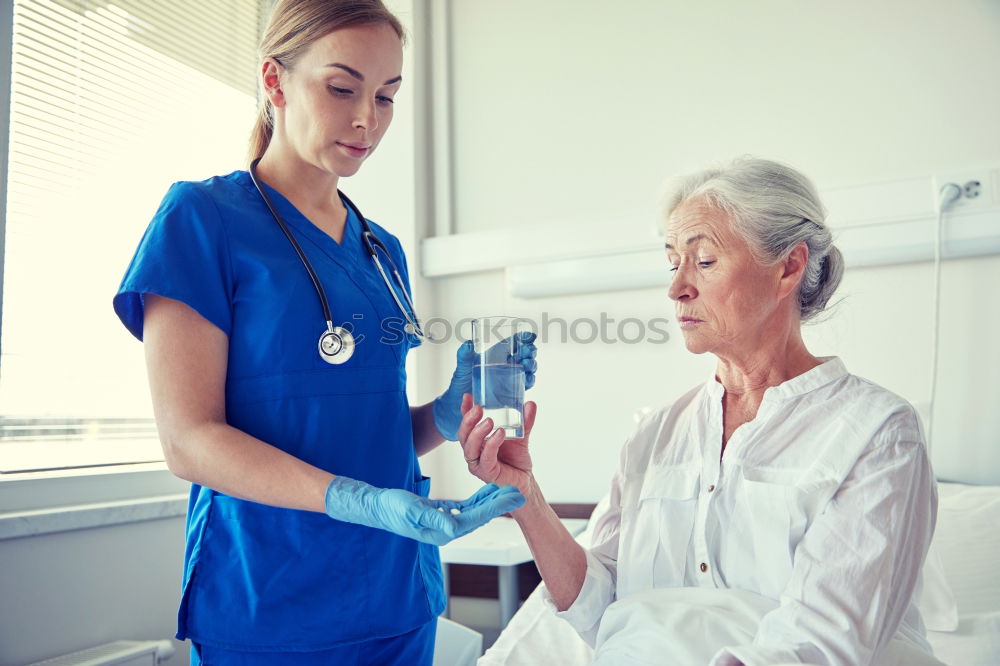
{"left": 478, "top": 481, "right": 1000, "bottom": 666}
{"left": 434, "top": 617, "right": 483, "bottom": 666}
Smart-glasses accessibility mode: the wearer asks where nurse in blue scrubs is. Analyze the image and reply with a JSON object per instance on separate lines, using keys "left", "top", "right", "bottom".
{"left": 112, "top": 1, "right": 535, "bottom": 663}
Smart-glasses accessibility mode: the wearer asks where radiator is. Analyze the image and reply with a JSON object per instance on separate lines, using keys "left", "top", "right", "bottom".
{"left": 28, "top": 640, "right": 175, "bottom": 666}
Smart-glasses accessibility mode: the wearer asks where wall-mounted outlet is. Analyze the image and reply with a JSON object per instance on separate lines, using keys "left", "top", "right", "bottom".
{"left": 932, "top": 169, "right": 997, "bottom": 211}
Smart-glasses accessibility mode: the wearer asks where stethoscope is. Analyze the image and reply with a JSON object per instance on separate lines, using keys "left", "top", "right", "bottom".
{"left": 249, "top": 158, "right": 429, "bottom": 365}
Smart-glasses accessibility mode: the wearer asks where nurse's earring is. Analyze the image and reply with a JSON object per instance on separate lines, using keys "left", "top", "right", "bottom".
{"left": 260, "top": 58, "right": 286, "bottom": 107}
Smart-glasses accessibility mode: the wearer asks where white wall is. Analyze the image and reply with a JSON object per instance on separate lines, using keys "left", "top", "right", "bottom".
{"left": 447, "top": 0, "right": 1000, "bottom": 230}
{"left": 419, "top": 0, "right": 1000, "bottom": 502}
{"left": 0, "top": 516, "right": 188, "bottom": 666}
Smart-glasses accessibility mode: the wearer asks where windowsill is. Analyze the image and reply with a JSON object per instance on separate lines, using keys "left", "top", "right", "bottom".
{"left": 0, "top": 461, "right": 190, "bottom": 541}
{"left": 0, "top": 434, "right": 163, "bottom": 475}
{"left": 0, "top": 492, "right": 188, "bottom": 540}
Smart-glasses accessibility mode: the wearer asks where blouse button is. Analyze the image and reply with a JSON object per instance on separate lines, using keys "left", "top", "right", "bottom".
{"left": 707, "top": 484, "right": 716, "bottom": 492}
{"left": 699, "top": 562, "right": 708, "bottom": 573}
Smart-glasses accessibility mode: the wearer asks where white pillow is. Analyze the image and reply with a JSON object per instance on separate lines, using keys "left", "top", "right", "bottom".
{"left": 930, "top": 483, "right": 1000, "bottom": 617}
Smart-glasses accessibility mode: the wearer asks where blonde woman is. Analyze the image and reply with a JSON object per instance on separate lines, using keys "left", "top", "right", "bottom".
{"left": 114, "top": 1, "right": 533, "bottom": 663}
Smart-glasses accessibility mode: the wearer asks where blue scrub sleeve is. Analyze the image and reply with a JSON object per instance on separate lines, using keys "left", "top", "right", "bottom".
{"left": 113, "top": 182, "right": 234, "bottom": 341}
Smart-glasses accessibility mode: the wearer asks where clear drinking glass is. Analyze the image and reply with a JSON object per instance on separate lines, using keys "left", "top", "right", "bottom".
{"left": 470, "top": 316, "right": 530, "bottom": 438}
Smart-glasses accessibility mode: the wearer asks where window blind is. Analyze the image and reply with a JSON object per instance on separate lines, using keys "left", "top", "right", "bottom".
{"left": 1, "top": 0, "right": 263, "bottom": 473}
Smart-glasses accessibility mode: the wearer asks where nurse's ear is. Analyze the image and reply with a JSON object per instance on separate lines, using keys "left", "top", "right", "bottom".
{"left": 261, "top": 58, "right": 287, "bottom": 109}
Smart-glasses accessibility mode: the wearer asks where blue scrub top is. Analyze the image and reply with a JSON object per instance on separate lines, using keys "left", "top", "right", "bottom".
{"left": 113, "top": 171, "right": 445, "bottom": 651}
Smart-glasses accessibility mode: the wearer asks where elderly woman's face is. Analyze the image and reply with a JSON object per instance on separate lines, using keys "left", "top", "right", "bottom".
{"left": 665, "top": 200, "right": 784, "bottom": 357}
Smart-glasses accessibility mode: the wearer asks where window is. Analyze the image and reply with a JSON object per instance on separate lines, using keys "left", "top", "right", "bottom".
{"left": 1, "top": 0, "right": 265, "bottom": 474}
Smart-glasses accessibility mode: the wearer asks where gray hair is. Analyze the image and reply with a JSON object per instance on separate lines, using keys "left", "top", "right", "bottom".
{"left": 663, "top": 157, "right": 844, "bottom": 322}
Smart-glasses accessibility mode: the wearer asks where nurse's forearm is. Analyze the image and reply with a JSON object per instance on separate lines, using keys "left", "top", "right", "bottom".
{"left": 161, "top": 421, "right": 334, "bottom": 513}
{"left": 144, "top": 294, "right": 333, "bottom": 513}
{"left": 411, "top": 401, "right": 446, "bottom": 456}
{"left": 514, "top": 477, "right": 588, "bottom": 611}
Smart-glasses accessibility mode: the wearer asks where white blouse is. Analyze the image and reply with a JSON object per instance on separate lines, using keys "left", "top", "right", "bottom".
{"left": 546, "top": 357, "right": 938, "bottom": 666}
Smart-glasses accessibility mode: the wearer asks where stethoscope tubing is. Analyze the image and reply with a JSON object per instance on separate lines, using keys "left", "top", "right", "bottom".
{"left": 249, "top": 159, "right": 337, "bottom": 331}
{"left": 248, "top": 158, "right": 427, "bottom": 356}
{"left": 365, "top": 233, "right": 427, "bottom": 339}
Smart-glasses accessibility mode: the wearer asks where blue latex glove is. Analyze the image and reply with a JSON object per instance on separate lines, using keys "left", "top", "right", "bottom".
{"left": 324, "top": 478, "right": 525, "bottom": 545}
{"left": 433, "top": 331, "right": 538, "bottom": 441}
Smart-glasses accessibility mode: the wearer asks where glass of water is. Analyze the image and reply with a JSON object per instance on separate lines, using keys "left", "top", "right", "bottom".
{"left": 470, "top": 316, "right": 531, "bottom": 438}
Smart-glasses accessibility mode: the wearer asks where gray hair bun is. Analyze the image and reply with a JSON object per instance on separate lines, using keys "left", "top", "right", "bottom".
{"left": 663, "top": 157, "right": 843, "bottom": 322}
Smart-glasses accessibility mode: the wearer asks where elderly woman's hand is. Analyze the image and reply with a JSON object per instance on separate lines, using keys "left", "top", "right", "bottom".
{"left": 457, "top": 393, "right": 536, "bottom": 499}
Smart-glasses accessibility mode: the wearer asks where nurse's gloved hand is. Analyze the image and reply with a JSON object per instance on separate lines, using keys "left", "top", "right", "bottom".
{"left": 433, "top": 332, "right": 538, "bottom": 441}
{"left": 324, "top": 477, "right": 525, "bottom": 546}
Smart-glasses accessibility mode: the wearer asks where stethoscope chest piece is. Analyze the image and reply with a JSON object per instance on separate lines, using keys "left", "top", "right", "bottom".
{"left": 318, "top": 326, "right": 355, "bottom": 365}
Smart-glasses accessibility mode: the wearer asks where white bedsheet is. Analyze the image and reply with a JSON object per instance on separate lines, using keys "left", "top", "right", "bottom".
{"left": 477, "top": 583, "right": 592, "bottom": 666}
{"left": 928, "top": 611, "right": 1000, "bottom": 666}
{"left": 597, "top": 588, "right": 943, "bottom": 665}
{"left": 480, "top": 585, "right": 944, "bottom": 666}
{"left": 480, "top": 482, "right": 1000, "bottom": 666}
{"left": 595, "top": 587, "right": 774, "bottom": 665}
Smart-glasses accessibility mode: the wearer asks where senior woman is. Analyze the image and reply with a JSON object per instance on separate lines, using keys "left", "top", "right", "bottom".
{"left": 457, "top": 158, "right": 942, "bottom": 665}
